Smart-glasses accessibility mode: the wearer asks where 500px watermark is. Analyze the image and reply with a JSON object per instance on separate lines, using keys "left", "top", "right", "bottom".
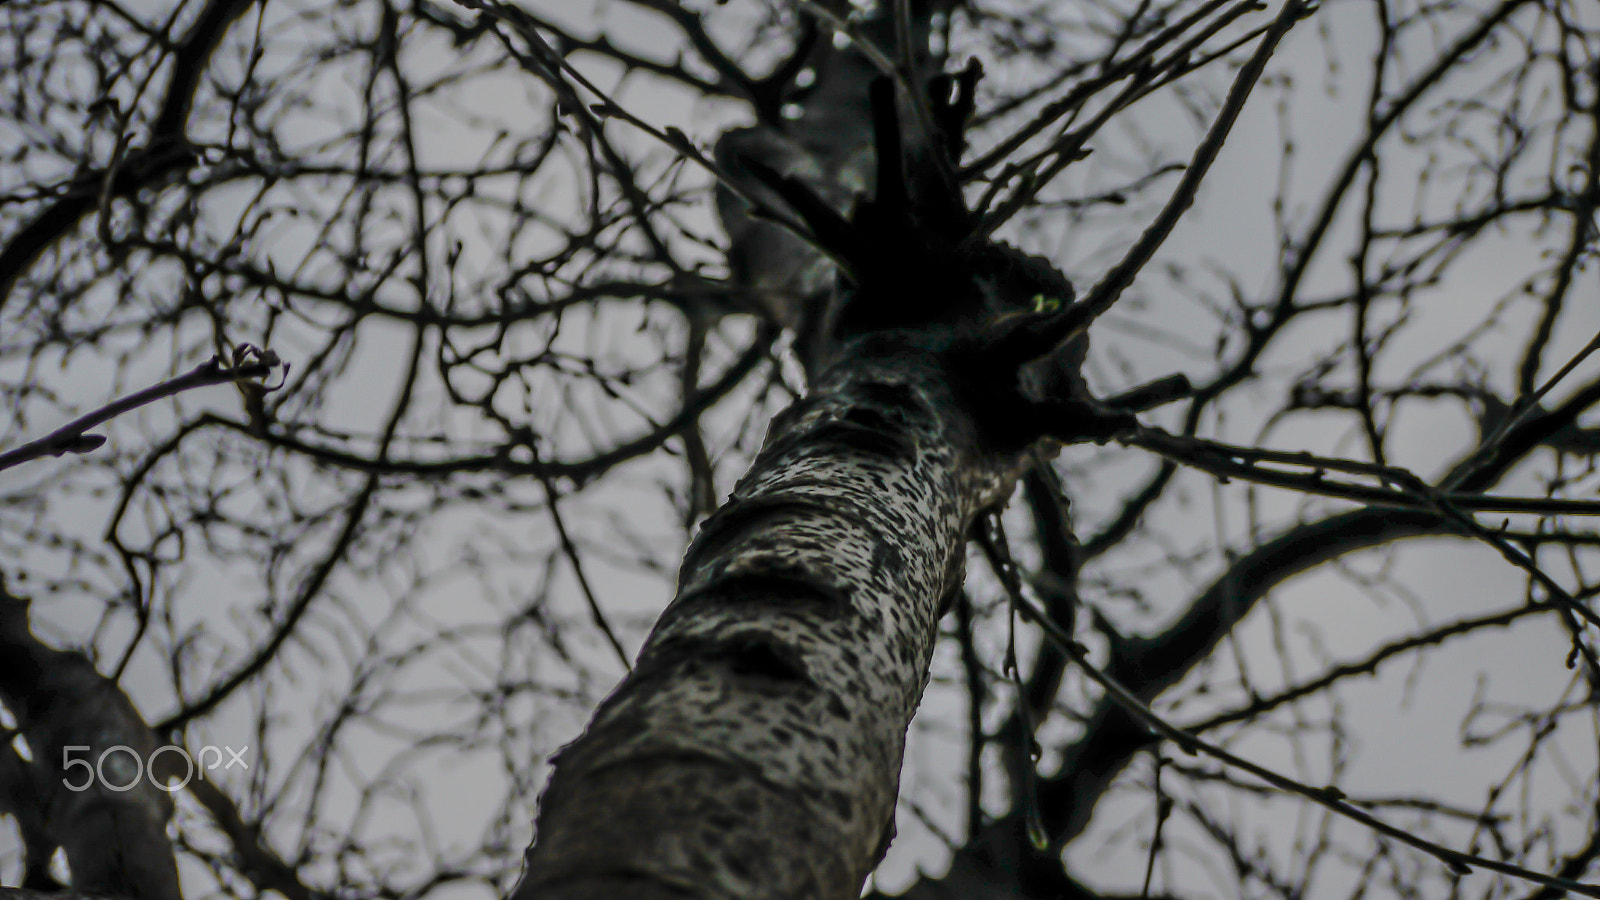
{"left": 61, "top": 744, "right": 249, "bottom": 792}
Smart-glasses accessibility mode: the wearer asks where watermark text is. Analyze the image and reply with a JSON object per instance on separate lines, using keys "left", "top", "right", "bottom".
{"left": 61, "top": 744, "right": 249, "bottom": 792}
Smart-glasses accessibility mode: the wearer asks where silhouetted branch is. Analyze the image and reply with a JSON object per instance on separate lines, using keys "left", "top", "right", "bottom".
{"left": 0, "top": 346, "right": 283, "bottom": 473}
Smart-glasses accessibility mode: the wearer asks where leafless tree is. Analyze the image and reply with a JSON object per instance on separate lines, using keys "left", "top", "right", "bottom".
{"left": 1, "top": 0, "right": 1598, "bottom": 898}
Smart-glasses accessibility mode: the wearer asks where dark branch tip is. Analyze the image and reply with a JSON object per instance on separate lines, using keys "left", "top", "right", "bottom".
{"left": 59, "top": 434, "right": 107, "bottom": 455}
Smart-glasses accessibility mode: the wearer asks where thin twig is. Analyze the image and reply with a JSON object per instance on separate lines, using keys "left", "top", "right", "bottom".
{"left": 1481, "top": 329, "right": 1600, "bottom": 456}
{"left": 456, "top": 0, "right": 830, "bottom": 268}
{"left": 1126, "top": 423, "right": 1600, "bottom": 668}
{"left": 0, "top": 348, "right": 282, "bottom": 473}
{"left": 530, "top": 440, "right": 634, "bottom": 672}
{"left": 1065, "top": 0, "right": 1312, "bottom": 331}
{"left": 998, "top": 567, "right": 1600, "bottom": 898}
{"left": 1127, "top": 426, "right": 1600, "bottom": 518}
{"left": 975, "top": 511, "right": 1050, "bottom": 850}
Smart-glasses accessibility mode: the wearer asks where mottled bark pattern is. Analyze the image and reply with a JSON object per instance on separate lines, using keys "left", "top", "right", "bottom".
{"left": 515, "top": 350, "right": 1022, "bottom": 900}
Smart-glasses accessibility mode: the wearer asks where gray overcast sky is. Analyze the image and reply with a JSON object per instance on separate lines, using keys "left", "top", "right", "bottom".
{"left": 3, "top": 0, "right": 1598, "bottom": 896}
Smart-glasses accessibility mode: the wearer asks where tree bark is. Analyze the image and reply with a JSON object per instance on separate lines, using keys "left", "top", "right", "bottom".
{"left": 513, "top": 351, "right": 1023, "bottom": 900}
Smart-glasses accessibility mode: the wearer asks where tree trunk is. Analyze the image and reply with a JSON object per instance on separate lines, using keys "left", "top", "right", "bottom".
{"left": 513, "top": 350, "right": 1024, "bottom": 900}
{"left": 0, "top": 587, "right": 184, "bottom": 900}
